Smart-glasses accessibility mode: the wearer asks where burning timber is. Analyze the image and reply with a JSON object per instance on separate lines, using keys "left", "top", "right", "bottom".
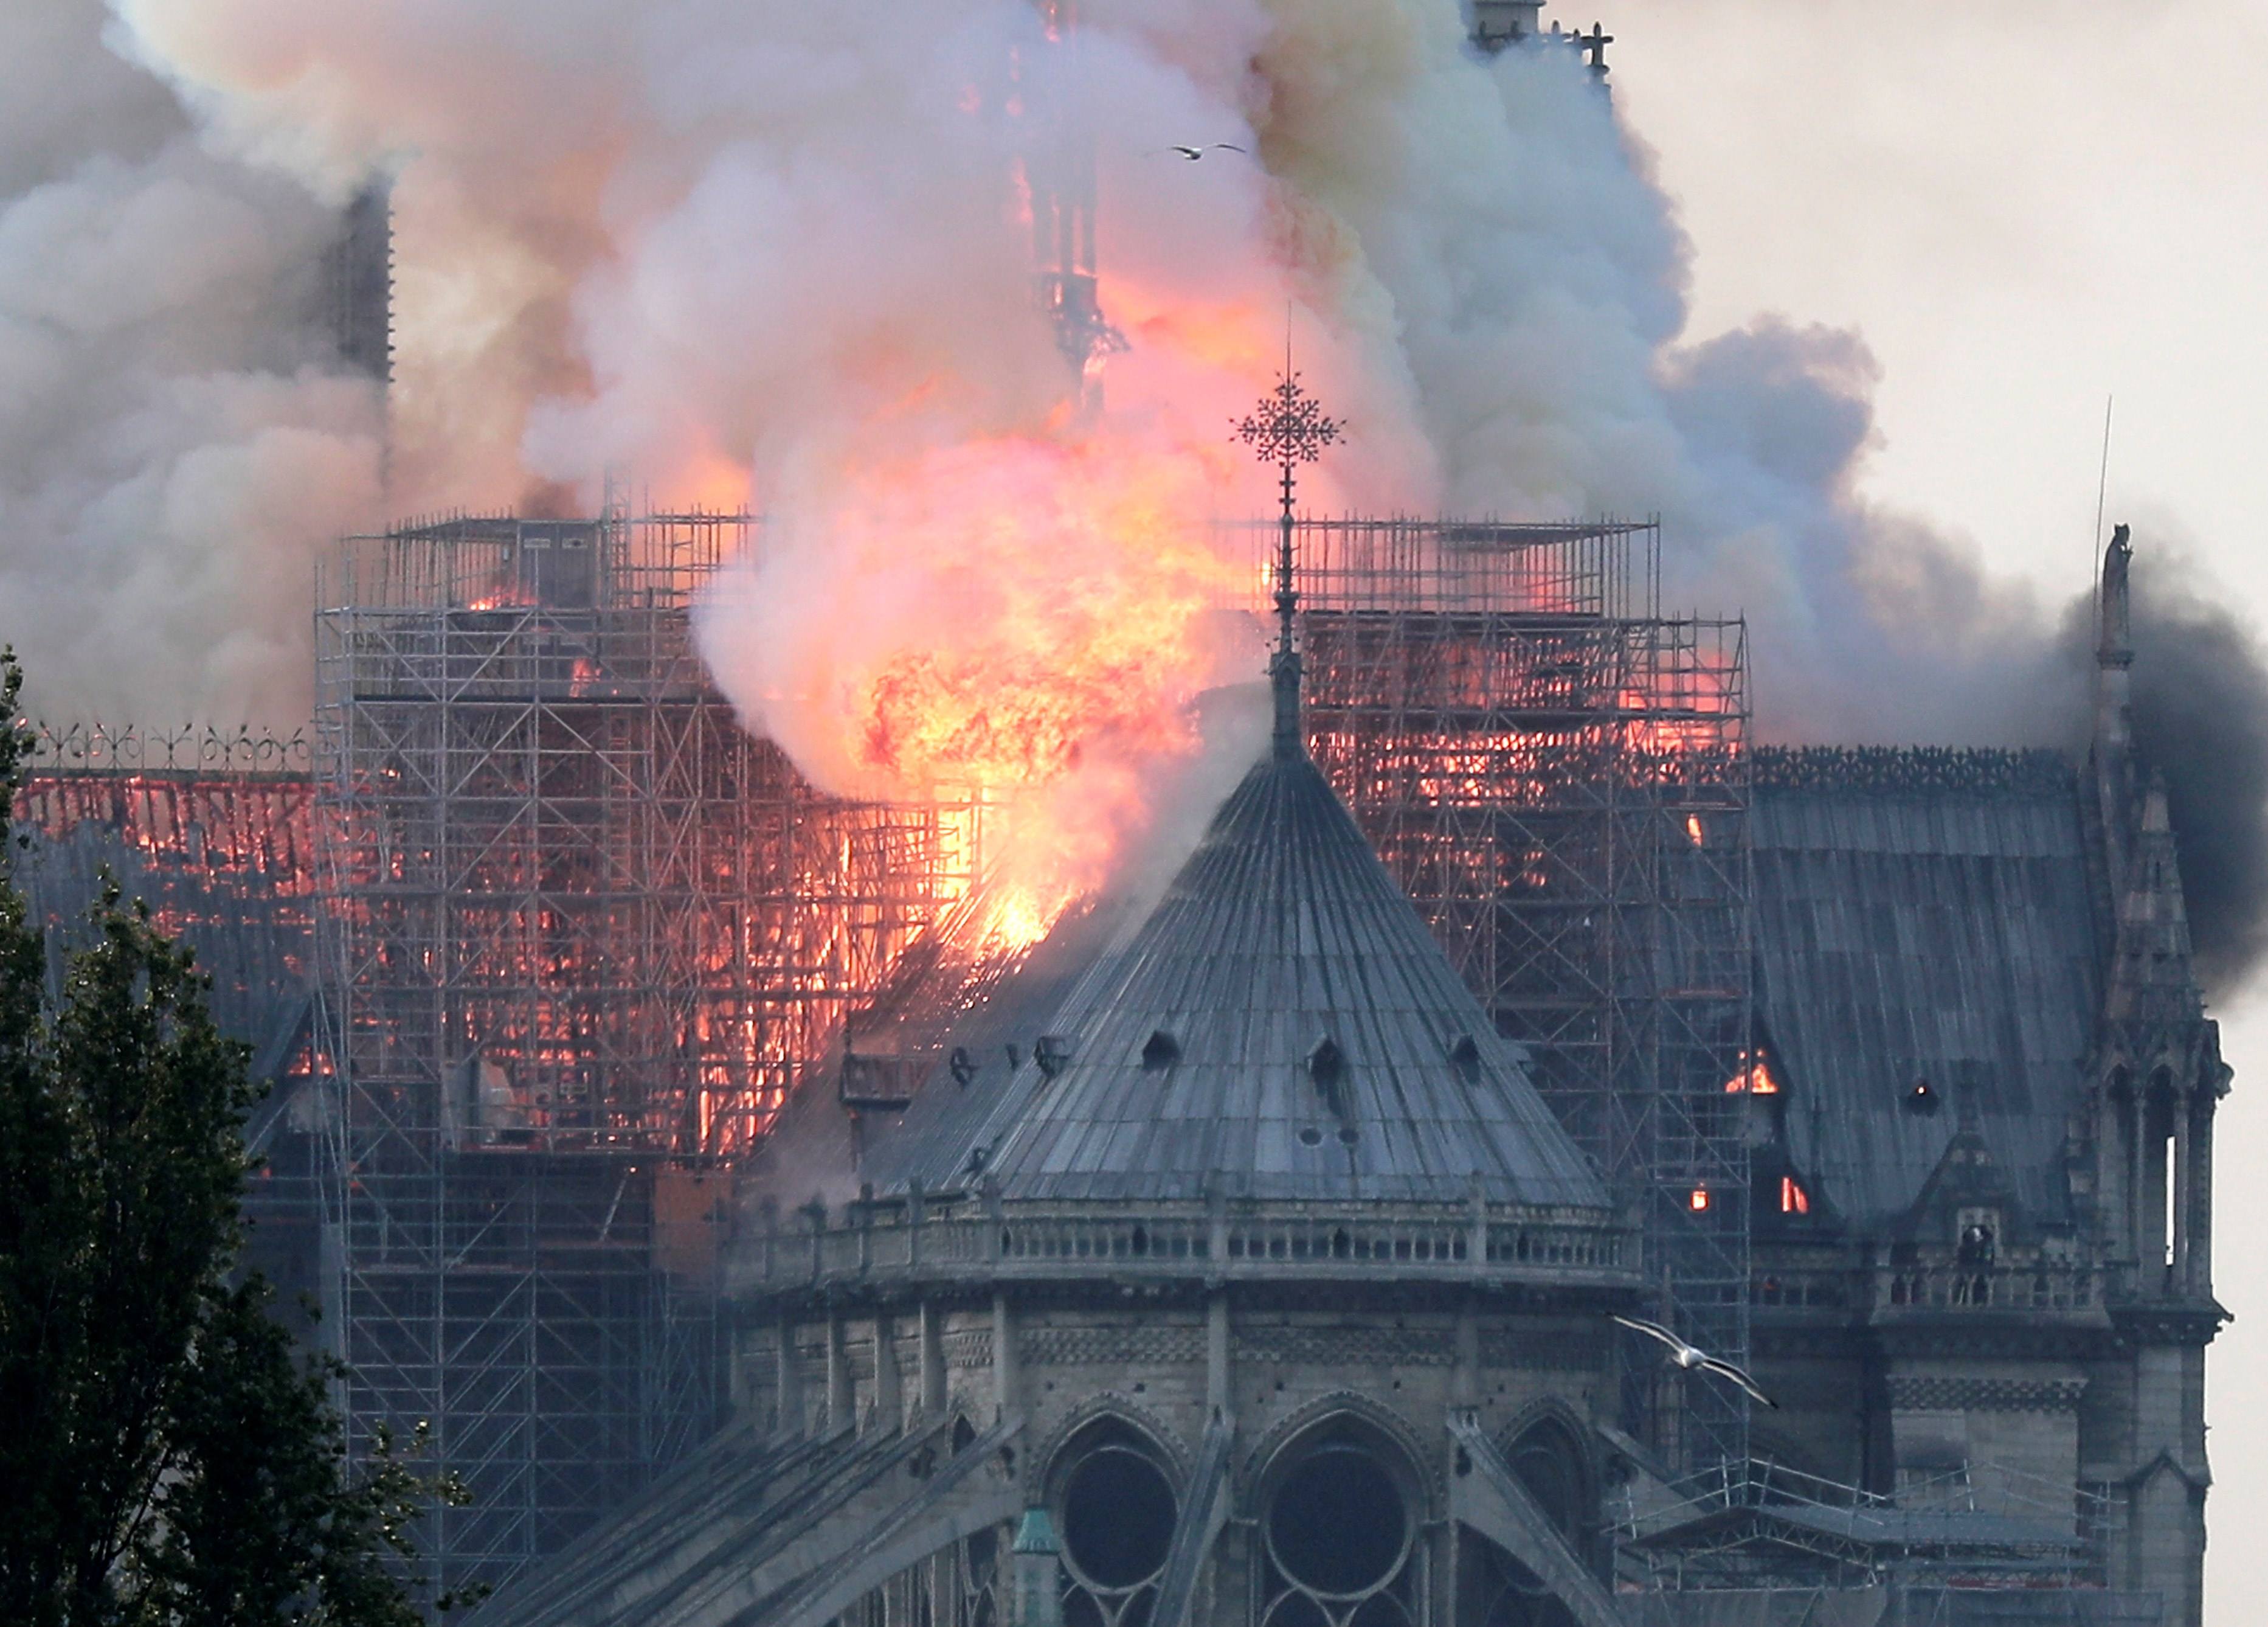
{"left": 12, "top": 513, "right": 2224, "bottom": 1627}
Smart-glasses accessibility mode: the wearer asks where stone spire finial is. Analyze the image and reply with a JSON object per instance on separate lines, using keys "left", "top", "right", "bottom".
{"left": 2099, "top": 522, "right": 2134, "bottom": 667}
{"left": 2093, "top": 522, "right": 2138, "bottom": 864}
{"left": 1236, "top": 354, "right": 1343, "bottom": 760}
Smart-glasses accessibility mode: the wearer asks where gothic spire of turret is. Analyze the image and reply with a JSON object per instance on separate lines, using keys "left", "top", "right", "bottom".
{"left": 2087, "top": 522, "right": 2141, "bottom": 904}
{"left": 1236, "top": 353, "right": 1341, "bottom": 760}
{"left": 2099, "top": 521, "right": 2134, "bottom": 665}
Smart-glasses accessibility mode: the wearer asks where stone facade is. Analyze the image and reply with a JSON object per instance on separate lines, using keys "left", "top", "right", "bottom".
{"left": 719, "top": 1227, "right": 1633, "bottom": 1627}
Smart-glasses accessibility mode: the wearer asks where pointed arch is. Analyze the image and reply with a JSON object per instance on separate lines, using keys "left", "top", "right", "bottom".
{"left": 1033, "top": 1391, "right": 1191, "bottom": 1490}
{"left": 1495, "top": 1405, "right": 1594, "bottom": 1550}
{"left": 1238, "top": 1390, "right": 1439, "bottom": 1519}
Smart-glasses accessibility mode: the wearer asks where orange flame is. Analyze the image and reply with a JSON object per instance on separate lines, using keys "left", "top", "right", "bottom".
{"left": 709, "top": 428, "right": 1257, "bottom": 950}
{"left": 1725, "top": 1049, "right": 1780, "bottom": 1095}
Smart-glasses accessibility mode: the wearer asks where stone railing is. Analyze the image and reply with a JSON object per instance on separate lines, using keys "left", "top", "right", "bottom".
{"left": 728, "top": 1196, "right": 1634, "bottom": 1297}
{"left": 1876, "top": 1263, "right": 2103, "bottom": 1315}
{"left": 1751, "top": 1260, "right": 2106, "bottom": 1318}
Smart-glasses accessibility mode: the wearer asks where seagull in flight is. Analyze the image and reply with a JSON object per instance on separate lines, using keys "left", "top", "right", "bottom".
{"left": 1166, "top": 142, "right": 1246, "bottom": 161}
{"left": 1611, "top": 1314, "right": 1779, "bottom": 1408}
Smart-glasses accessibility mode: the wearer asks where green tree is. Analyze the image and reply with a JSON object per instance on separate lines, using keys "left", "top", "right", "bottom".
{"left": 0, "top": 650, "right": 472, "bottom": 1625}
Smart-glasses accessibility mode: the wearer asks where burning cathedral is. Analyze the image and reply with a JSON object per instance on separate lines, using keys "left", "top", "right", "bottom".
{"left": 5, "top": 5, "right": 2227, "bottom": 1627}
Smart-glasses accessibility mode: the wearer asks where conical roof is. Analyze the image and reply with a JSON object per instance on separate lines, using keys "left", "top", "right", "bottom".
{"left": 872, "top": 749, "right": 1607, "bottom": 1208}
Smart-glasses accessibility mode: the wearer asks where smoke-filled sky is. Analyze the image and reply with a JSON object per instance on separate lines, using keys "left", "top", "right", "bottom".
{"left": 5, "top": 1, "right": 2268, "bottom": 1608}
{"left": 4, "top": 0, "right": 2196, "bottom": 753}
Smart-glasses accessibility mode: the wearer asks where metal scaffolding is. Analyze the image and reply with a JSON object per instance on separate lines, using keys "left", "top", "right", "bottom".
{"left": 313, "top": 509, "right": 979, "bottom": 1596}
{"left": 1257, "top": 515, "right": 1755, "bottom": 1469}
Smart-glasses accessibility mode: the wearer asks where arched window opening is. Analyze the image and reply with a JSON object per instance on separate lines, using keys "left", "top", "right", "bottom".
{"left": 2163, "top": 1132, "right": 2179, "bottom": 1271}
{"left": 2143, "top": 1075, "right": 2180, "bottom": 1280}
{"left": 1452, "top": 1420, "right": 1590, "bottom": 1626}
{"left": 958, "top": 1526, "right": 1001, "bottom": 1627}
{"left": 1049, "top": 1422, "right": 1179, "bottom": 1627}
{"left": 1259, "top": 1430, "right": 1422, "bottom": 1627}
{"left": 1504, "top": 1418, "right": 1589, "bottom": 1545}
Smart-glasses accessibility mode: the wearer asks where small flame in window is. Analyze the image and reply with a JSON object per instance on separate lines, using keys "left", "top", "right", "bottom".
{"left": 1780, "top": 1175, "right": 1810, "bottom": 1215}
{"left": 1724, "top": 1049, "right": 1781, "bottom": 1094}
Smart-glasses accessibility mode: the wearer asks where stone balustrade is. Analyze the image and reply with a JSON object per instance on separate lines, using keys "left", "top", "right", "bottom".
{"left": 727, "top": 1195, "right": 1634, "bottom": 1297}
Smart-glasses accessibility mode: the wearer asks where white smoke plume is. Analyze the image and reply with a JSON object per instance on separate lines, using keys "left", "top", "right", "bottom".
{"left": 21, "top": 0, "right": 2249, "bottom": 942}
{"left": 95, "top": 0, "right": 2086, "bottom": 749}
{"left": 0, "top": 0, "right": 382, "bottom": 729}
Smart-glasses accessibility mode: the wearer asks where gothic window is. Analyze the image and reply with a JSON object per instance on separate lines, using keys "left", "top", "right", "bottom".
{"left": 1050, "top": 1421, "right": 1180, "bottom": 1627}
{"left": 1504, "top": 1418, "right": 1588, "bottom": 1547}
{"left": 2145, "top": 1072, "right": 2180, "bottom": 1278}
{"left": 1258, "top": 1431, "right": 1422, "bottom": 1627}
{"left": 953, "top": 1526, "right": 1000, "bottom": 1627}
{"left": 1453, "top": 1417, "right": 1587, "bottom": 1627}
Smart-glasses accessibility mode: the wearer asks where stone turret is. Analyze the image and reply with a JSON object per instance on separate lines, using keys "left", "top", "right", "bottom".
{"left": 1468, "top": 0, "right": 1545, "bottom": 51}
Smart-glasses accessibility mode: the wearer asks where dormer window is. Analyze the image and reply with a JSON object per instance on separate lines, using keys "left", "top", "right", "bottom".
{"left": 1035, "top": 1035, "right": 1074, "bottom": 1078}
{"left": 1905, "top": 1078, "right": 1940, "bottom": 1117}
{"left": 1448, "top": 1033, "right": 1481, "bottom": 1083}
{"left": 1308, "top": 1035, "right": 1346, "bottom": 1115}
{"left": 1141, "top": 1030, "right": 1180, "bottom": 1071}
{"left": 948, "top": 1046, "right": 977, "bottom": 1087}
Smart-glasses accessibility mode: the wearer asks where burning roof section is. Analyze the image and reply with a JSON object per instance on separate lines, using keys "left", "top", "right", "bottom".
{"left": 868, "top": 741, "right": 1609, "bottom": 1209}
{"left": 1747, "top": 746, "right": 2101, "bottom": 1229}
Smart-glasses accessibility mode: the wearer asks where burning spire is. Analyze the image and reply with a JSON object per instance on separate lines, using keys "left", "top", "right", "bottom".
{"left": 1236, "top": 359, "right": 1342, "bottom": 760}
{"left": 1024, "top": 0, "right": 1125, "bottom": 407}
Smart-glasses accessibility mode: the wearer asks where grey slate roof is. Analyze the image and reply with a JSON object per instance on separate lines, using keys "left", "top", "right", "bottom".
{"left": 870, "top": 750, "right": 1608, "bottom": 1208}
{"left": 1750, "top": 775, "right": 2103, "bottom": 1229}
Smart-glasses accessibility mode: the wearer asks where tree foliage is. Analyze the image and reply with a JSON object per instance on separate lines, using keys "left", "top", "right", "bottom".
{"left": 0, "top": 650, "right": 472, "bottom": 1626}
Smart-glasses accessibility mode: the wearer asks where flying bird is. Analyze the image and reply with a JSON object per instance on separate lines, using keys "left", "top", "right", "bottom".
{"left": 1611, "top": 1313, "right": 1779, "bottom": 1408}
{"left": 1165, "top": 142, "right": 1246, "bottom": 161}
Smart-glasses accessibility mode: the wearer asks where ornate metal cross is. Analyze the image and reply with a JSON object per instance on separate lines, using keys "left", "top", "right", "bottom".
{"left": 1237, "top": 364, "right": 1343, "bottom": 758}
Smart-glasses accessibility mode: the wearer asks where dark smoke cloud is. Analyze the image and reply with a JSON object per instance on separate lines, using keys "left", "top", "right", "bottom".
{"left": 2131, "top": 562, "right": 2268, "bottom": 998}
{"left": 2059, "top": 541, "right": 2268, "bottom": 1000}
